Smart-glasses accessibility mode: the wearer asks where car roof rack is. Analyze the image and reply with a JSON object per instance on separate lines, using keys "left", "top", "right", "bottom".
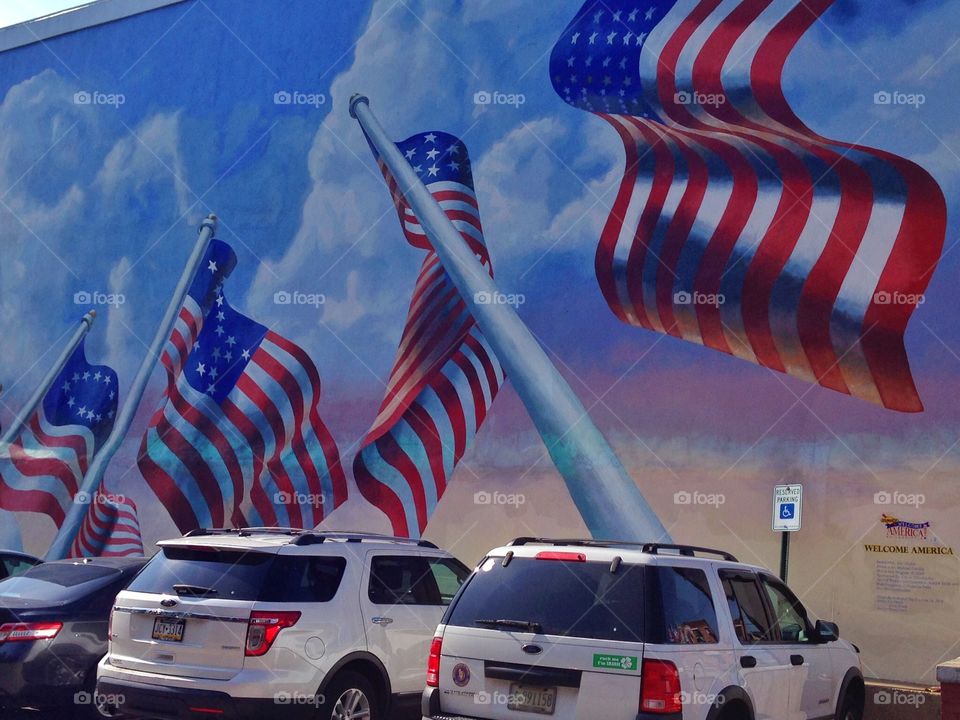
{"left": 506, "top": 537, "right": 737, "bottom": 562}
{"left": 181, "top": 527, "right": 439, "bottom": 548}
{"left": 183, "top": 527, "right": 304, "bottom": 538}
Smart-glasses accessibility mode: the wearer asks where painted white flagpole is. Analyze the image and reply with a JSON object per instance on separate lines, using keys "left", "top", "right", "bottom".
{"left": 46, "top": 214, "right": 219, "bottom": 559}
{"left": 0, "top": 310, "right": 97, "bottom": 448}
{"left": 350, "top": 95, "right": 669, "bottom": 542}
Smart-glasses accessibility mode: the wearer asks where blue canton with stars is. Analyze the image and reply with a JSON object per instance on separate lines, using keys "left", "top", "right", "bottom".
{"left": 184, "top": 292, "right": 268, "bottom": 405}
{"left": 549, "top": 0, "right": 670, "bottom": 117}
{"left": 188, "top": 238, "right": 237, "bottom": 313}
{"left": 43, "top": 339, "right": 118, "bottom": 448}
{"left": 392, "top": 131, "right": 475, "bottom": 190}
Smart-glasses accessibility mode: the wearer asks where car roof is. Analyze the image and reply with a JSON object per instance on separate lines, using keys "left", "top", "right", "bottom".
{"left": 156, "top": 528, "right": 446, "bottom": 554}
{"left": 0, "top": 549, "right": 41, "bottom": 563}
{"left": 40, "top": 557, "right": 148, "bottom": 570}
{"left": 484, "top": 539, "right": 770, "bottom": 575}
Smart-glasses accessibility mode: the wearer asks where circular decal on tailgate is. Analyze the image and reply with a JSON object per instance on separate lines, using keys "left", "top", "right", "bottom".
{"left": 452, "top": 663, "right": 471, "bottom": 687}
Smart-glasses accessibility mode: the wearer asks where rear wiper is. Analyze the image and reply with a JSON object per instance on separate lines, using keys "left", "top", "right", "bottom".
{"left": 172, "top": 584, "right": 218, "bottom": 597}
{"left": 475, "top": 618, "right": 543, "bottom": 633}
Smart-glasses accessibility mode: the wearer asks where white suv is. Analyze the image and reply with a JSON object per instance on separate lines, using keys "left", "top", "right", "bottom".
{"left": 96, "top": 528, "right": 471, "bottom": 720}
{"left": 422, "top": 539, "right": 864, "bottom": 720}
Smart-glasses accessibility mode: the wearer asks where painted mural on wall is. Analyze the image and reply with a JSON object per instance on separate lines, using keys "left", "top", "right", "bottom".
{"left": 0, "top": 0, "right": 957, "bottom": 682}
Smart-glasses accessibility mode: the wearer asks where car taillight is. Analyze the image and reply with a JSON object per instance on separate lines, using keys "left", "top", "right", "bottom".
{"left": 640, "top": 659, "right": 682, "bottom": 714}
{"left": 244, "top": 611, "right": 300, "bottom": 657}
{"left": 534, "top": 551, "right": 587, "bottom": 562}
{"left": 426, "top": 635, "right": 443, "bottom": 687}
{"left": 0, "top": 622, "right": 63, "bottom": 643}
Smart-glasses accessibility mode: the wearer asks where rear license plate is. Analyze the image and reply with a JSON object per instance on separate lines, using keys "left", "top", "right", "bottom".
{"left": 508, "top": 683, "right": 557, "bottom": 715}
{"left": 152, "top": 617, "right": 185, "bottom": 642}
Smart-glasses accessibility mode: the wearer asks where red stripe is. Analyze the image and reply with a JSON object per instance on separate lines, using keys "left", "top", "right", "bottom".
{"left": 353, "top": 452, "right": 411, "bottom": 537}
{"left": 8, "top": 438, "right": 79, "bottom": 500}
{"left": 430, "top": 374, "right": 467, "bottom": 463}
{"left": 375, "top": 433, "right": 428, "bottom": 532}
{"left": 406, "top": 401, "right": 447, "bottom": 500}
{"left": 137, "top": 433, "right": 201, "bottom": 533}
{"left": 221, "top": 398, "right": 279, "bottom": 527}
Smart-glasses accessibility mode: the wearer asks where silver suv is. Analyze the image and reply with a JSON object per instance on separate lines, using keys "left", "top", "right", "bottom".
{"left": 423, "top": 538, "right": 864, "bottom": 720}
{"left": 96, "top": 528, "right": 471, "bottom": 720}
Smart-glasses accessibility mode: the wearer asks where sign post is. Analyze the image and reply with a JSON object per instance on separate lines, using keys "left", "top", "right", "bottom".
{"left": 773, "top": 484, "right": 802, "bottom": 582}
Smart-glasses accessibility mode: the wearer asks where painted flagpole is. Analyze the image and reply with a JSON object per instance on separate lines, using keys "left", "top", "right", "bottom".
{"left": 46, "top": 214, "right": 219, "bottom": 559}
{"left": 350, "top": 95, "right": 669, "bottom": 542}
{"left": 0, "top": 310, "right": 97, "bottom": 448}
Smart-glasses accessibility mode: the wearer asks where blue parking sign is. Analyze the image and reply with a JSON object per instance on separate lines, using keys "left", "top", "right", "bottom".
{"left": 773, "top": 485, "right": 802, "bottom": 531}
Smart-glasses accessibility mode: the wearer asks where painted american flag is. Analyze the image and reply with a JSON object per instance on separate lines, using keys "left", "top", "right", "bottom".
{"left": 550, "top": 0, "right": 946, "bottom": 412}
{"left": 355, "top": 131, "right": 505, "bottom": 537}
{"left": 0, "top": 339, "right": 118, "bottom": 543}
{"left": 71, "top": 488, "right": 143, "bottom": 557}
{"left": 138, "top": 239, "right": 347, "bottom": 533}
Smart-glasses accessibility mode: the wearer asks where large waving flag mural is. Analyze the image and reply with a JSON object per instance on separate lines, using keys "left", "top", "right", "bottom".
{"left": 550, "top": 0, "right": 946, "bottom": 412}
{"left": 138, "top": 240, "right": 348, "bottom": 533}
{"left": 0, "top": 341, "right": 120, "bottom": 540}
{"left": 354, "top": 131, "right": 505, "bottom": 538}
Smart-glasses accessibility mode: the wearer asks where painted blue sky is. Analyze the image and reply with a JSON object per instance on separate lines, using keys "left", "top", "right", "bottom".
{"left": 0, "top": 0, "right": 958, "bottom": 527}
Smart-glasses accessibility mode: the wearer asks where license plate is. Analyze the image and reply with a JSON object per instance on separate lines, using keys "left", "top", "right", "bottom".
{"left": 508, "top": 683, "right": 557, "bottom": 715}
{"left": 152, "top": 617, "right": 185, "bottom": 642}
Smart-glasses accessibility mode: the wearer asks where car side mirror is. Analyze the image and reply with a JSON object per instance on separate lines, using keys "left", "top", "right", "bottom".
{"left": 815, "top": 620, "right": 839, "bottom": 643}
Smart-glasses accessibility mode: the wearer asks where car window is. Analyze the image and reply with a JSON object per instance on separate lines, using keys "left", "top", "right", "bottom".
{"left": 761, "top": 576, "right": 812, "bottom": 643}
{"left": 721, "top": 572, "right": 774, "bottom": 644}
{"left": 126, "top": 547, "right": 275, "bottom": 601}
{"left": 429, "top": 558, "right": 470, "bottom": 604}
{"left": 7, "top": 558, "right": 38, "bottom": 577}
{"left": 259, "top": 556, "right": 347, "bottom": 603}
{"left": 649, "top": 566, "right": 719, "bottom": 644}
{"left": 444, "top": 557, "right": 645, "bottom": 642}
{"left": 368, "top": 555, "right": 440, "bottom": 606}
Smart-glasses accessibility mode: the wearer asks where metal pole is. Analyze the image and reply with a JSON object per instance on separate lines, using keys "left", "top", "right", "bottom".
{"left": 46, "top": 214, "right": 219, "bottom": 559}
{"left": 350, "top": 95, "right": 669, "bottom": 543}
{"left": 0, "top": 311, "right": 96, "bottom": 448}
{"left": 779, "top": 532, "right": 790, "bottom": 583}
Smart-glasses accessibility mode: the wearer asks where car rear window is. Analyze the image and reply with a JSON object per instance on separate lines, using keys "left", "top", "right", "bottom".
{"left": 646, "top": 566, "right": 719, "bottom": 644}
{"left": 0, "top": 562, "right": 120, "bottom": 602}
{"left": 127, "top": 547, "right": 347, "bottom": 602}
{"left": 444, "top": 557, "right": 645, "bottom": 642}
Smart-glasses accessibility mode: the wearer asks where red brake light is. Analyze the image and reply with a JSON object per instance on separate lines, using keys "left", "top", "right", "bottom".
{"left": 0, "top": 622, "right": 63, "bottom": 643}
{"left": 244, "top": 611, "right": 300, "bottom": 657}
{"left": 534, "top": 551, "right": 587, "bottom": 562}
{"left": 640, "top": 659, "right": 682, "bottom": 714}
{"left": 426, "top": 635, "right": 443, "bottom": 687}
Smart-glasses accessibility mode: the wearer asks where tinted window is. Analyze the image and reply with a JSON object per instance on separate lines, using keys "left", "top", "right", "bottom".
{"left": 2, "top": 557, "right": 37, "bottom": 580}
{"left": 368, "top": 556, "right": 439, "bottom": 605}
{"left": 721, "top": 573, "right": 774, "bottom": 644}
{"left": 0, "top": 562, "right": 120, "bottom": 602}
{"left": 259, "top": 556, "right": 347, "bottom": 602}
{"left": 127, "top": 547, "right": 274, "bottom": 601}
{"left": 761, "top": 576, "right": 812, "bottom": 643}
{"left": 430, "top": 558, "right": 470, "bottom": 604}
{"left": 445, "top": 557, "right": 645, "bottom": 642}
{"left": 648, "top": 567, "right": 719, "bottom": 644}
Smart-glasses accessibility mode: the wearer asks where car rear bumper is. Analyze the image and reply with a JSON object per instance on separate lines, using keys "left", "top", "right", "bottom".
{"left": 97, "top": 677, "right": 317, "bottom": 720}
{"left": 421, "top": 688, "right": 681, "bottom": 720}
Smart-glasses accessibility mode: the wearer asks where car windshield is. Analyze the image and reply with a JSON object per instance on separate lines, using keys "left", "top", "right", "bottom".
{"left": 444, "top": 556, "right": 645, "bottom": 642}
{"left": 0, "top": 562, "right": 120, "bottom": 602}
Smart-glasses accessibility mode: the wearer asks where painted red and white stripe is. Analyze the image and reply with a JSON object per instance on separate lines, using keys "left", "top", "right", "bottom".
{"left": 71, "top": 488, "right": 143, "bottom": 557}
{"left": 551, "top": 0, "right": 946, "bottom": 411}
{"left": 356, "top": 131, "right": 504, "bottom": 537}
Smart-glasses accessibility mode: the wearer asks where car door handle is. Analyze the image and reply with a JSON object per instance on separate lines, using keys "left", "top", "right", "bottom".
{"left": 740, "top": 655, "right": 757, "bottom": 668}
{"left": 791, "top": 654, "right": 805, "bottom": 666}
{"left": 371, "top": 616, "right": 393, "bottom": 626}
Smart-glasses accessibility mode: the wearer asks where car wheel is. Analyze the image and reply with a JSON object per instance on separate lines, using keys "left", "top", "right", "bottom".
{"left": 838, "top": 690, "right": 864, "bottom": 720}
{"left": 322, "top": 671, "right": 381, "bottom": 720}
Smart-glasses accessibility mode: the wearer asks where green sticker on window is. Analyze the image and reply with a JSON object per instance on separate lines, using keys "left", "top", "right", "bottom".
{"left": 592, "top": 653, "right": 638, "bottom": 671}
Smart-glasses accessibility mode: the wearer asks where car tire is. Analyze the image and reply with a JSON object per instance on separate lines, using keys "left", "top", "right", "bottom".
{"left": 321, "top": 670, "right": 382, "bottom": 720}
{"left": 838, "top": 690, "right": 864, "bottom": 720}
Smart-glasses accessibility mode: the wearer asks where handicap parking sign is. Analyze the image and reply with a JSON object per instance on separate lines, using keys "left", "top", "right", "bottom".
{"left": 773, "top": 485, "right": 802, "bottom": 531}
